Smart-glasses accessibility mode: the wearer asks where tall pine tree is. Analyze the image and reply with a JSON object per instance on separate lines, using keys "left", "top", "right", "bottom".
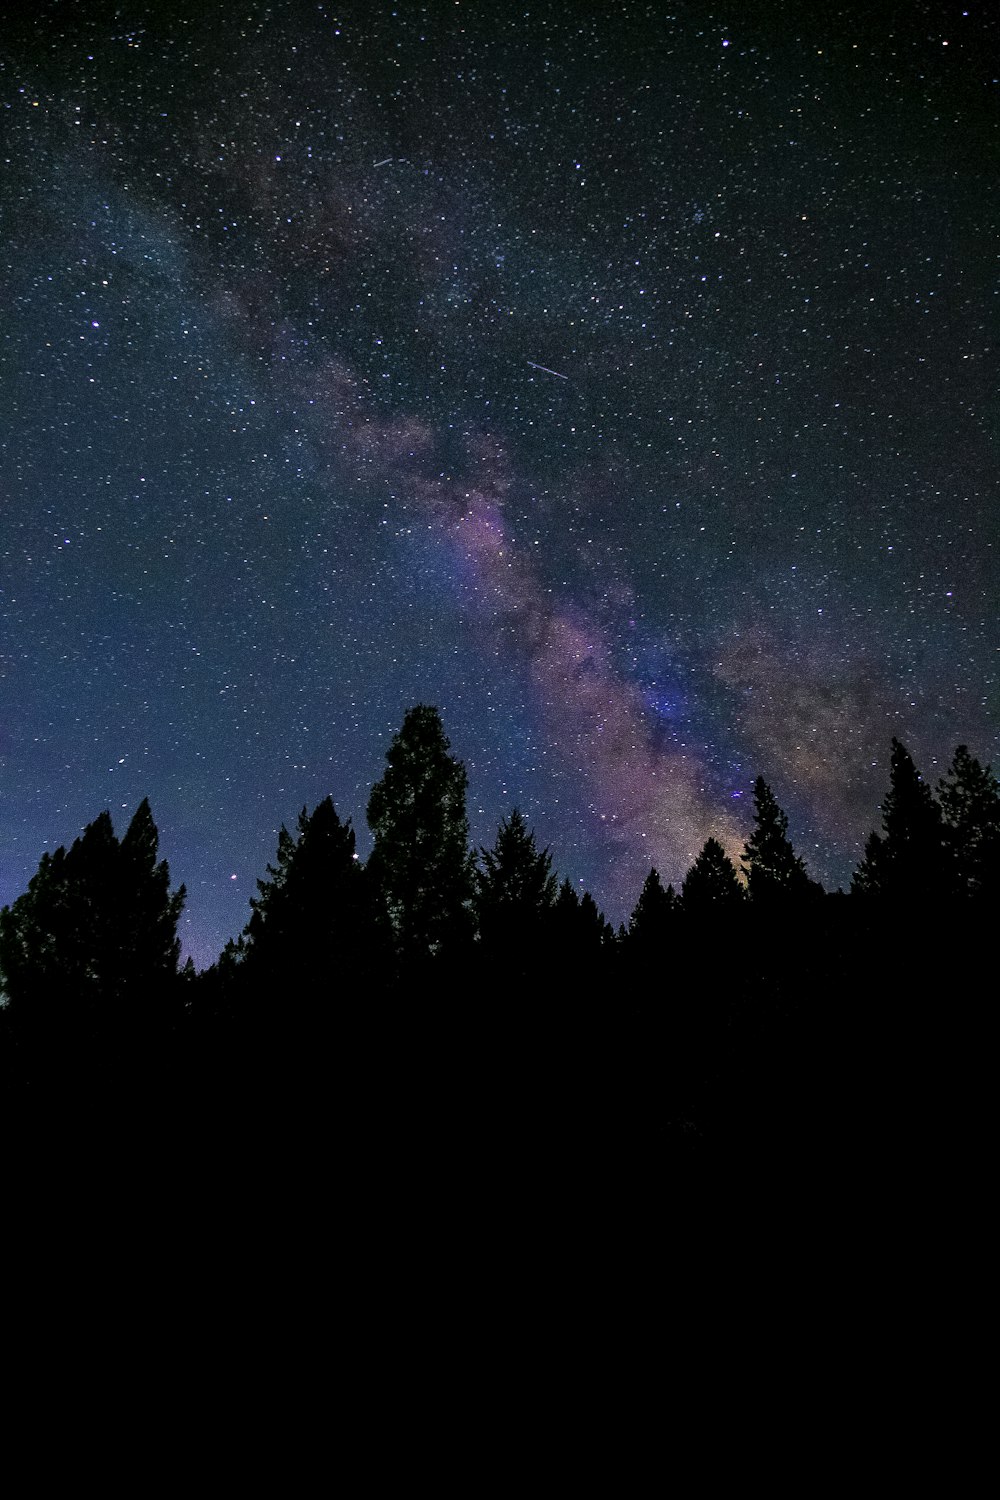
{"left": 237, "top": 796, "right": 386, "bottom": 993}
{"left": 626, "top": 868, "right": 678, "bottom": 948}
{"left": 681, "top": 838, "right": 745, "bottom": 913}
{"left": 115, "top": 797, "right": 187, "bottom": 1002}
{"left": 741, "top": 778, "right": 821, "bottom": 904}
{"left": 366, "top": 705, "right": 475, "bottom": 965}
{"left": 852, "top": 739, "right": 948, "bottom": 901}
{"left": 475, "top": 809, "right": 558, "bottom": 956}
{"left": 938, "top": 745, "right": 1000, "bottom": 900}
{"left": 0, "top": 800, "right": 185, "bottom": 1052}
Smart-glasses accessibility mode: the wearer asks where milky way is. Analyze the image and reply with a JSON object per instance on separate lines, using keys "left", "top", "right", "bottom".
{"left": 2, "top": 2, "right": 996, "bottom": 964}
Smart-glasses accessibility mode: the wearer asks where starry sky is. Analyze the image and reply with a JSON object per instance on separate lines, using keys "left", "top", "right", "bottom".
{"left": 2, "top": 0, "right": 996, "bottom": 966}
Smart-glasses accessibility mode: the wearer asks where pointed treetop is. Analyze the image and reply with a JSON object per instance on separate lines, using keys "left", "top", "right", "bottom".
{"left": 681, "top": 837, "right": 745, "bottom": 912}
{"left": 627, "top": 867, "right": 678, "bottom": 943}
{"left": 476, "top": 808, "right": 558, "bottom": 913}
{"left": 937, "top": 745, "right": 1000, "bottom": 899}
{"left": 741, "top": 777, "right": 820, "bottom": 902}
{"left": 852, "top": 738, "right": 947, "bottom": 899}
{"left": 0, "top": 799, "right": 185, "bottom": 1010}
{"left": 367, "top": 704, "right": 475, "bottom": 960}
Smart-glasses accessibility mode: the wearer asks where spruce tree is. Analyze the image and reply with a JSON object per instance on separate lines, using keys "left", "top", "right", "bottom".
{"left": 741, "top": 778, "right": 821, "bottom": 904}
{"left": 239, "top": 796, "right": 384, "bottom": 991}
{"left": 852, "top": 739, "right": 948, "bottom": 901}
{"left": 366, "top": 705, "right": 475, "bottom": 964}
{"left": 545, "top": 877, "right": 614, "bottom": 950}
{"left": 626, "top": 868, "right": 678, "bottom": 946}
{"left": 938, "top": 745, "right": 1000, "bottom": 900}
{"left": 0, "top": 801, "right": 185, "bottom": 1038}
{"left": 681, "top": 838, "right": 744, "bottom": 913}
{"left": 475, "top": 809, "right": 558, "bottom": 954}
{"left": 550, "top": 877, "right": 582, "bottom": 948}
{"left": 540, "top": 878, "right": 615, "bottom": 1017}
{"left": 115, "top": 798, "right": 186, "bottom": 1001}
{"left": 578, "top": 891, "right": 615, "bottom": 948}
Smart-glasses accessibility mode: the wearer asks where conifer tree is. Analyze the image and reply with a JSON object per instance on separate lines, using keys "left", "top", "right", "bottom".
{"left": 550, "top": 877, "right": 582, "bottom": 944}
{"left": 938, "top": 745, "right": 1000, "bottom": 900}
{"left": 542, "top": 878, "right": 615, "bottom": 1009}
{"left": 475, "top": 809, "right": 558, "bottom": 953}
{"left": 626, "top": 867, "right": 678, "bottom": 946}
{"left": 741, "top": 778, "right": 821, "bottom": 904}
{"left": 366, "top": 705, "right": 475, "bottom": 963}
{"left": 547, "top": 877, "right": 614, "bottom": 953}
{"left": 681, "top": 838, "right": 744, "bottom": 912}
{"left": 852, "top": 738, "right": 948, "bottom": 900}
{"left": 578, "top": 890, "right": 615, "bottom": 948}
{"left": 239, "top": 796, "right": 384, "bottom": 989}
{"left": 0, "top": 801, "right": 185, "bottom": 1028}
{"left": 115, "top": 797, "right": 187, "bottom": 999}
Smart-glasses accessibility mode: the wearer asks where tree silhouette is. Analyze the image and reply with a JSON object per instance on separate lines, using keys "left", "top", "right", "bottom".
{"left": 0, "top": 800, "right": 185, "bottom": 1057}
{"left": 550, "top": 877, "right": 583, "bottom": 948}
{"left": 852, "top": 739, "right": 948, "bottom": 901}
{"left": 578, "top": 890, "right": 615, "bottom": 948}
{"left": 115, "top": 798, "right": 187, "bottom": 1001}
{"left": 626, "top": 867, "right": 678, "bottom": 947}
{"left": 546, "top": 876, "right": 614, "bottom": 952}
{"left": 536, "top": 878, "right": 616, "bottom": 1022}
{"left": 475, "top": 809, "right": 558, "bottom": 959}
{"left": 0, "top": 840, "right": 94, "bottom": 1013}
{"left": 741, "top": 778, "right": 822, "bottom": 904}
{"left": 681, "top": 838, "right": 744, "bottom": 912}
{"left": 237, "top": 796, "right": 386, "bottom": 992}
{"left": 938, "top": 745, "right": 1000, "bottom": 900}
{"left": 366, "top": 705, "right": 475, "bottom": 964}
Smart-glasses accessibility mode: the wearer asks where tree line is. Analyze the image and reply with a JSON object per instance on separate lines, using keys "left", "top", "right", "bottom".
{"left": 1, "top": 705, "right": 996, "bottom": 1155}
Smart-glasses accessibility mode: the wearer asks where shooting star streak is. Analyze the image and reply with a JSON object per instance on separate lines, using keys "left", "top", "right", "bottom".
{"left": 373, "top": 157, "right": 394, "bottom": 167}
{"left": 527, "top": 360, "right": 569, "bottom": 380}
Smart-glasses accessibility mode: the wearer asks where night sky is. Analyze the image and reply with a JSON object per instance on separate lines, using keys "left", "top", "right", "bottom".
{"left": 2, "top": 1, "right": 996, "bottom": 966}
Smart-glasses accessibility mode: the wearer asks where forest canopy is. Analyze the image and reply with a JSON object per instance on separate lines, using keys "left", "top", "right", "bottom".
{"left": 1, "top": 709, "right": 996, "bottom": 1155}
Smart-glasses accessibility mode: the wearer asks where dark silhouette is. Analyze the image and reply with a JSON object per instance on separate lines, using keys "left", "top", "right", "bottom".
{"left": 852, "top": 738, "right": 949, "bottom": 901}
{"left": 366, "top": 704, "right": 476, "bottom": 966}
{"left": 741, "top": 778, "right": 823, "bottom": 905}
{"left": 938, "top": 744, "right": 1000, "bottom": 901}
{"left": 0, "top": 798, "right": 184, "bottom": 1016}
{"left": 235, "top": 796, "right": 387, "bottom": 994}
{"left": 680, "top": 837, "right": 744, "bottom": 911}
{"left": 0, "top": 798, "right": 185, "bottom": 1098}
{"left": 189, "top": 795, "right": 392, "bottom": 1126}
{"left": 626, "top": 867, "right": 678, "bottom": 949}
{"left": 475, "top": 809, "right": 558, "bottom": 974}
{"left": 544, "top": 877, "right": 615, "bottom": 964}
{"left": 0, "top": 715, "right": 994, "bottom": 1178}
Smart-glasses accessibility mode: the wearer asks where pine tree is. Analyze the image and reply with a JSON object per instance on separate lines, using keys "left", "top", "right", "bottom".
{"left": 578, "top": 890, "right": 615, "bottom": 948}
{"left": 938, "top": 745, "right": 1000, "bottom": 900}
{"left": 115, "top": 797, "right": 186, "bottom": 1000}
{"left": 550, "top": 877, "right": 582, "bottom": 946}
{"left": 475, "top": 809, "right": 558, "bottom": 953}
{"left": 546, "top": 877, "right": 614, "bottom": 950}
{"left": 366, "top": 705, "right": 475, "bottom": 964}
{"left": 741, "top": 778, "right": 821, "bottom": 904}
{"left": 0, "top": 801, "right": 185, "bottom": 1038}
{"left": 852, "top": 739, "right": 948, "bottom": 901}
{"left": 0, "top": 844, "right": 80, "bottom": 1010}
{"left": 240, "top": 796, "right": 385, "bottom": 990}
{"left": 626, "top": 867, "right": 678, "bottom": 946}
{"left": 539, "top": 878, "right": 615, "bottom": 1013}
{"left": 681, "top": 838, "right": 744, "bottom": 912}
{"left": 246, "top": 823, "right": 297, "bottom": 952}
